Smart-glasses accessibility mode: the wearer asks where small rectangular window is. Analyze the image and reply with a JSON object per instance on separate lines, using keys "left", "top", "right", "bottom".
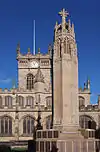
{"left": 43, "top": 131, "right": 47, "bottom": 138}
{"left": 54, "top": 131, "right": 58, "bottom": 138}
{"left": 48, "top": 131, "right": 52, "bottom": 138}
{"left": 37, "top": 131, "right": 41, "bottom": 138}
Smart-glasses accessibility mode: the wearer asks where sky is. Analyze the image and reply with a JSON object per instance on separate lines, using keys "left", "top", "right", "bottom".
{"left": 0, "top": 0, "right": 99, "bottom": 104}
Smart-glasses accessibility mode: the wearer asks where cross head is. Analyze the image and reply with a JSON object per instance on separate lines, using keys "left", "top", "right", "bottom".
{"left": 59, "top": 8, "right": 69, "bottom": 20}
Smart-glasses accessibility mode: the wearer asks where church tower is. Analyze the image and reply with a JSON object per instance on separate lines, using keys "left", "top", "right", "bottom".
{"left": 53, "top": 9, "right": 79, "bottom": 134}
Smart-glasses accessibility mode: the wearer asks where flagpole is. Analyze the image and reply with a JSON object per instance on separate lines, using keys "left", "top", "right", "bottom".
{"left": 33, "top": 20, "right": 35, "bottom": 55}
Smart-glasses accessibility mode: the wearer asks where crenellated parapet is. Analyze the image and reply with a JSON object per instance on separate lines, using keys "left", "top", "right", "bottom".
{"left": 17, "top": 51, "right": 51, "bottom": 59}
{"left": 16, "top": 43, "right": 51, "bottom": 60}
{"left": 79, "top": 104, "right": 99, "bottom": 112}
{"left": 16, "top": 46, "right": 51, "bottom": 72}
{"left": 0, "top": 86, "right": 52, "bottom": 94}
{"left": 0, "top": 88, "right": 18, "bottom": 94}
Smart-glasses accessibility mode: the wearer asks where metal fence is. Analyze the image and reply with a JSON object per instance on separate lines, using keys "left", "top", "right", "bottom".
{"left": 36, "top": 139, "right": 100, "bottom": 152}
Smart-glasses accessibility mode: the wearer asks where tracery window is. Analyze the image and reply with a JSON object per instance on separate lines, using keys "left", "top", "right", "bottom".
{"left": 27, "top": 73, "right": 34, "bottom": 90}
{"left": 0, "top": 96, "right": 2, "bottom": 108}
{"left": 18, "top": 96, "right": 24, "bottom": 107}
{"left": 26, "top": 96, "right": 34, "bottom": 107}
{"left": 5, "top": 96, "right": 12, "bottom": 108}
{"left": 23, "top": 116, "right": 34, "bottom": 135}
{"left": 46, "top": 96, "right": 52, "bottom": 107}
{"left": 79, "top": 96, "right": 85, "bottom": 107}
{"left": 0, "top": 116, "right": 12, "bottom": 136}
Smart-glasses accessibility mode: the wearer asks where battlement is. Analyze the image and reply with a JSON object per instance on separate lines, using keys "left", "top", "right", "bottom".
{"left": 16, "top": 47, "right": 52, "bottom": 72}
{"left": 0, "top": 88, "right": 18, "bottom": 94}
{"left": 79, "top": 104, "right": 99, "bottom": 112}
{"left": 17, "top": 51, "right": 51, "bottom": 60}
{"left": 16, "top": 44, "right": 52, "bottom": 60}
{"left": 78, "top": 87, "right": 90, "bottom": 94}
{"left": 0, "top": 86, "right": 52, "bottom": 94}
{"left": 0, "top": 87, "right": 28, "bottom": 94}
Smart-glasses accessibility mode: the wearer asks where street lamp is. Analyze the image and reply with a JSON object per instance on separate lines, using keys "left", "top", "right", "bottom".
{"left": 33, "top": 94, "right": 43, "bottom": 140}
{"left": 36, "top": 94, "right": 43, "bottom": 130}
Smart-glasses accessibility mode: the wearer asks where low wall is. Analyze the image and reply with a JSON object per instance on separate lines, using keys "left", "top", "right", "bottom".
{"left": 36, "top": 139, "right": 99, "bottom": 152}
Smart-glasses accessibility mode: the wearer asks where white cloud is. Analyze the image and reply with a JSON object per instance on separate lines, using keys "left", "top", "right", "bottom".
{"left": 0, "top": 78, "right": 11, "bottom": 83}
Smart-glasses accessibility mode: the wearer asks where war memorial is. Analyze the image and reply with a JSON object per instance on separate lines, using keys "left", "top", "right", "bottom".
{"left": 34, "top": 8, "right": 98, "bottom": 152}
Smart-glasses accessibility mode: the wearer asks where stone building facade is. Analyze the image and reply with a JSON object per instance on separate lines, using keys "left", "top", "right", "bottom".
{"left": 0, "top": 47, "right": 52, "bottom": 142}
{"left": 0, "top": 8, "right": 99, "bottom": 142}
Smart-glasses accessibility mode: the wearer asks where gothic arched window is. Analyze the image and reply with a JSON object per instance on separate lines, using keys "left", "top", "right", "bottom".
{"left": 0, "top": 116, "right": 12, "bottom": 136}
{"left": 0, "top": 96, "right": 2, "bottom": 108}
{"left": 79, "top": 96, "right": 85, "bottom": 107}
{"left": 27, "top": 74, "right": 34, "bottom": 90}
{"left": 26, "top": 96, "right": 34, "bottom": 107}
{"left": 23, "top": 116, "right": 34, "bottom": 135}
{"left": 19, "top": 96, "right": 24, "bottom": 107}
{"left": 5, "top": 96, "right": 12, "bottom": 108}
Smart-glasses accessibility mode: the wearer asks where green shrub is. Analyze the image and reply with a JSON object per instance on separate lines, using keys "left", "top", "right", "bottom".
{"left": 11, "top": 147, "right": 27, "bottom": 152}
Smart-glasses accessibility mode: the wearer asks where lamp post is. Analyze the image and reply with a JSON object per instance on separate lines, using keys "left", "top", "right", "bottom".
{"left": 36, "top": 94, "right": 43, "bottom": 130}
{"left": 33, "top": 94, "right": 43, "bottom": 140}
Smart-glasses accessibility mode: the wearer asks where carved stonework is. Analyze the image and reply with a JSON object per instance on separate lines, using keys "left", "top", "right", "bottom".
{"left": 15, "top": 127, "right": 19, "bottom": 134}
{"left": 34, "top": 68, "right": 44, "bottom": 83}
{"left": 15, "top": 113, "right": 19, "bottom": 119}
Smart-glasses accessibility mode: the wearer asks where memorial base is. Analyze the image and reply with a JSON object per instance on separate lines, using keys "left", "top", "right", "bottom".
{"left": 54, "top": 124, "right": 84, "bottom": 140}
